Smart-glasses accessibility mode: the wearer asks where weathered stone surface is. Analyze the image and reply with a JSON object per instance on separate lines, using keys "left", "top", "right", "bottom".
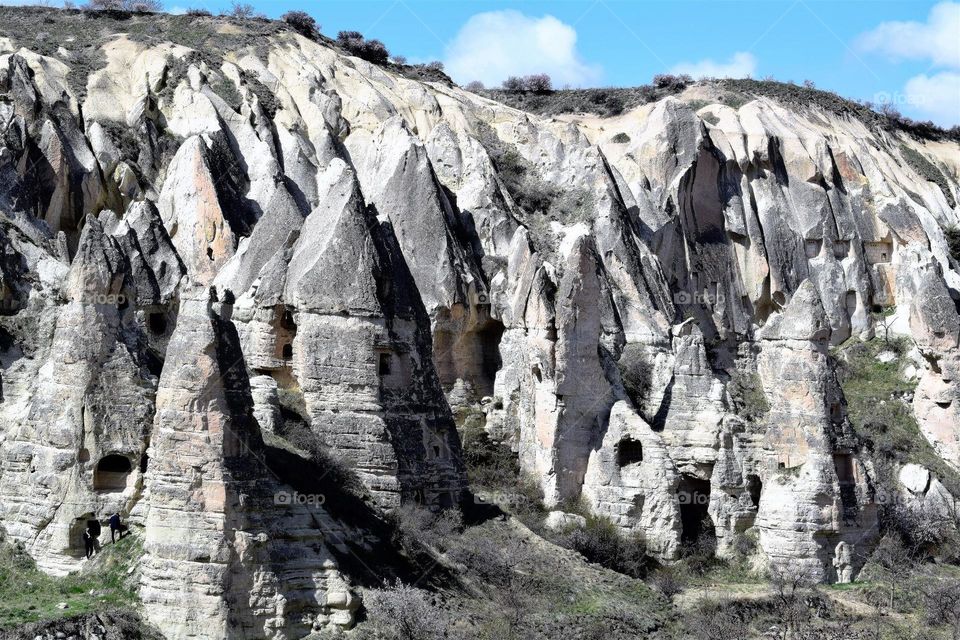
{"left": 1, "top": 12, "right": 959, "bottom": 639}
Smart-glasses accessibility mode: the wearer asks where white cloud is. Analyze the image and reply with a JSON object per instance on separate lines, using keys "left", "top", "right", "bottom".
{"left": 443, "top": 10, "right": 601, "bottom": 88}
{"left": 668, "top": 52, "right": 757, "bottom": 79}
{"left": 903, "top": 71, "right": 960, "bottom": 124}
{"left": 856, "top": 1, "right": 960, "bottom": 68}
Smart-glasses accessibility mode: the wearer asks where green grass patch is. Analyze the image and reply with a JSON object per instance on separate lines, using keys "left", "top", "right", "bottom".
{"left": 0, "top": 532, "right": 143, "bottom": 629}
{"left": 837, "top": 337, "right": 960, "bottom": 496}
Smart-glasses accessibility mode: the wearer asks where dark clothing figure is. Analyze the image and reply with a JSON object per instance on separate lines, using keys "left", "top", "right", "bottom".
{"left": 83, "top": 528, "right": 95, "bottom": 559}
{"left": 109, "top": 513, "right": 125, "bottom": 543}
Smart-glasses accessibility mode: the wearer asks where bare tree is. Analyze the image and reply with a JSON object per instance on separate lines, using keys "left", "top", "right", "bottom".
{"left": 226, "top": 1, "right": 255, "bottom": 19}
{"left": 769, "top": 565, "right": 815, "bottom": 639}
{"left": 923, "top": 580, "right": 960, "bottom": 640}
{"left": 872, "top": 534, "right": 916, "bottom": 609}
{"left": 872, "top": 306, "right": 896, "bottom": 347}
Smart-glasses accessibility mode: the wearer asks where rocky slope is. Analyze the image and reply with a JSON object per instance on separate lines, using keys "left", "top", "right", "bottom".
{"left": 0, "top": 7, "right": 958, "bottom": 639}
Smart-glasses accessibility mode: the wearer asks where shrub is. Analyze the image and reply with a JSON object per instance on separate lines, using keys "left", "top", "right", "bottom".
{"left": 275, "top": 419, "right": 368, "bottom": 499}
{"left": 836, "top": 337, "right": 960, "bottom": 497}
{"left": 727, "top": 370, "right": 769, "bottom": 424}
{"left": 652, "top": 73, "right": 693, "bottom": 90}
{"left": 424, "top": 60, "right": 444, "bottom": 72}
{"left": 604, "top": 94, "right": 625, "bottom": 115}
{"left": 900, "top": 144, "right": 956, "bottom": 208}
{"left": 557, "top": 515, "right": 650, "bottom": 578}
{"left": 611, "top": 132, "right": 631, "bottom": 144}
{"left": 336, "top": 30, "right": 390, "bottom": 64}
{"left": 618, "top": 344, "right": 652, "bottom": 412}
{"left": 650, "top": 566, "right": 686, "bottom": 598}
{"left": 391, "top": 55, "right": 407, "bottom": 65}
{"left": 282, "top": 10, "right": 319, "bottom": 39}
{"left": 946, "top": 225, "right": 960, "bottom": 263}
{"left": 924, "top": 580, "right": 960, "bottom": 638}
{"left": 185, "top": 7, "right": 211, "bottom": 16}
{"left": 502, "top": 75, "right": 524, "bottom": 91}
{"left": 524, "top": 73, "right": 552, "bottom": 93}
{"left": 685, "top": 598, "right": 751, "bottom": 640}
{"left": 458, "top": 416, "right": 518, "bottom": 490}
{"left": 500, "top": 74, "right": 553, "bottom": 93}
{"left": 362, "top": 581, "right": 451, "bottom": 640}
{"left": 84, "top": 0, "right": 161, "bottom": 10}
{"left": 226, "top": 2, "right": 259, "bottom": 20}
{"left": 464, "top": 80, "right": 484, "bottom": 92}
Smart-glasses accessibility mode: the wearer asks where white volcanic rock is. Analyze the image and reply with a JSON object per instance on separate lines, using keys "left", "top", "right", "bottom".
{"left": 1, "top": 13, "right": 960, "bottom": 638}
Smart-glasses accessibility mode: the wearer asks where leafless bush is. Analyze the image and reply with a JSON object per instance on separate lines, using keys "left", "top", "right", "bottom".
{"left": 464, "top": 80, "right": 484, "bottom": 92}
{"left": 502, "top": 76, "right": 524, "bottom": 91}
{"left": 500, "top": 74, "right": 553, "bottom": 93}
{"left": 84, "top": 0, "right": 160, "bottom": 10}
{"left": 924, "top": 580, "right": 960, "bottom": 640}
{"left": 768, "top": 565, "right": 816, "bottom": 639}
{"left": 361, "top": 580, "right": 451, "bottom": 640}
{"left": 282, "top": 10, "right": 319, "bottom": 39}
{"left": 447, "top": 534, "right": 539, "bottom": 638}
{"left": 226, "top": 2, "right": 259, "bottom": 20}
{"left": 686, "top": 598, "right": 750, "bottom": 640}
{"left": 524, "top": 73, "right": 552, "bottom": 93}
{"left": 650, "top": 566, "right": 686, "bottom": 598}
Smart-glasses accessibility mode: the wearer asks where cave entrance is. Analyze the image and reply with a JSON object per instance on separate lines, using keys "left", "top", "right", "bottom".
{"left": 746, "top": 474, "right": 762, "bottom": 509}
{"left": 274, "top": 305, "right": 297, "bottom": 363}
{"left": 69, "top": 514, "right": 100, "bottom": 555}
{"left": 93, "top": 454, "right": 133, "bottom": 492}
{"left": 678, "top": 474, "right": 713, "bottom": 544}
{"left": 434, "top": 316, "right": 505, "bottom": 399}
{"left": 833, "top": 453, "right": 854, "bottom": 484}
{"left": 617, "top": 438, "right": 643, "bottom": 467}
{"left": 148, "top": 312, "right": 168, "bottom": 336}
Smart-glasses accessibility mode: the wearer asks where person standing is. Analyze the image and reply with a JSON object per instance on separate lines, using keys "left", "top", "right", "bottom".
{"left": 83, "top": 526, "right": 95, "bottom": 559}
{"left": 109, "top": 512, "right": 124, "bottom": 543}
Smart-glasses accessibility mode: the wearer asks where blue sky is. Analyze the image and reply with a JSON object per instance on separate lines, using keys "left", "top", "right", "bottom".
{"left": 7, "top": 0, "right": 960, "bottom": 124}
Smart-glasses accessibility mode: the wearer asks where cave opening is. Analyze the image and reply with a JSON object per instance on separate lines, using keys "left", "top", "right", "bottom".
{"left": 678, "top": 474, "right": 713, "bottom": 544}
{"left": 617, "top": 438, "right": 644, "bottom": 467}
{"left": 93, "top": 454, "right": 133, "bottom": 492}
{"left": 275, "top": 305, "right": 297, "bottom": 363}
{"left": 148, "top": 312, "right": 167, "bottom": 335}
{"left": 433, "top": 316, "right": 505, "bottom": 398}
{"left": 746, "top": 474, "right": 762, "bottom": 509}
{"left": 379, "top": 352, "right": 393, "bottom": 376}
{"left": 69, "top": 514, "right": 100, "bottom": 555}
{"left": 833, "top": 453, "right": 854, "bottom": 484}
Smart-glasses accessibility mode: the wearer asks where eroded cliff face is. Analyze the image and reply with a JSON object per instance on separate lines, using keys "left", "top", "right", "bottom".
{"left": 0, "top": 9, "right": 958, "bottom": 638}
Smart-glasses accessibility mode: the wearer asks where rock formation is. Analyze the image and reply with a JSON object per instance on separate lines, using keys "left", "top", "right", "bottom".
{"left": 0, "top": 7, "right": 958, "bottom": 637}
